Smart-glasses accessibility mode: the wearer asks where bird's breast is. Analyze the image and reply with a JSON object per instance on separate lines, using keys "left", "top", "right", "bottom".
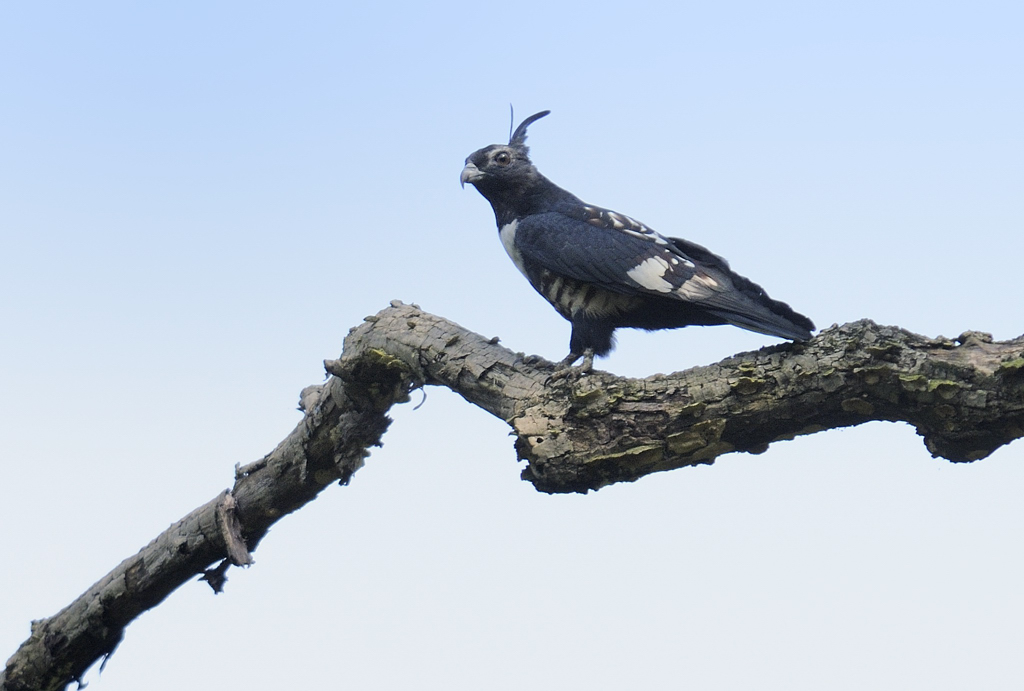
{"left": 498, "top": 220, "right": 529, "bottom": 278}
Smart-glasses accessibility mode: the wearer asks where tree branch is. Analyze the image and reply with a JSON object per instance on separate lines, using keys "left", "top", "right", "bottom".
{"left": 4, "top": 300, "right": 1023, "bottom": 690}
{"left": 334, "top": 302, "right": 1024, "bottom": 493}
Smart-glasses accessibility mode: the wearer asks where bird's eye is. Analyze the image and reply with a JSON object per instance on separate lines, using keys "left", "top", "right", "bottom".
{"left": 494, "top": 151, "right": 512, "bottom": 165}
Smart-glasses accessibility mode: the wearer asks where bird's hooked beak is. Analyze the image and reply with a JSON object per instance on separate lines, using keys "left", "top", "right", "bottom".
{"left": 460, "top": 161, "right": 484, "bottom": 188}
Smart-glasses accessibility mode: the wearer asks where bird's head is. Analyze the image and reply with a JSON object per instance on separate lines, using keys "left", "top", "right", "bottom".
{"left": 461, "top": 110, "right": 551, "bottom": 201}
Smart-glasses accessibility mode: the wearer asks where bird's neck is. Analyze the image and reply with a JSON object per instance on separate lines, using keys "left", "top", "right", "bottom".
{"left": 480, "top": 175, "right": 578, "bottom": 227}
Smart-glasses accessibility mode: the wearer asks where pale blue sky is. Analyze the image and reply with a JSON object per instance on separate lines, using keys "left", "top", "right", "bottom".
{"left": 2, "top": 2, "right": 1023, "bottom": 689}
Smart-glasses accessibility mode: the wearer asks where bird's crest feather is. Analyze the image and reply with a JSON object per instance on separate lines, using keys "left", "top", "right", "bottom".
{"left": 509, "top": 110, "right": 551, "bottom": 151}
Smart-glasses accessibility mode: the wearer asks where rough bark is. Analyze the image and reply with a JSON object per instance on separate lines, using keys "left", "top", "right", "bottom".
{"left": 4, "top": 300, "right": 1023, "bottom": 690}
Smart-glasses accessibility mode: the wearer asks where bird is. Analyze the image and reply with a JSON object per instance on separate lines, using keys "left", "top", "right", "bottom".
{"left": 460, "top": 110, "right": 815, "bottom": 373}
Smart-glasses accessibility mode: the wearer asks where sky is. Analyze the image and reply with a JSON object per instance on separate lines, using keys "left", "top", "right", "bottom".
{"left": 1, "top": 1, "right": 1023, "bottom": 689}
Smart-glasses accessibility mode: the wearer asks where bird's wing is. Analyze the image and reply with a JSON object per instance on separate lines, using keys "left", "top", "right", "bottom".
{"left": 514, "top": 206, "right": 738, "bottom": 306}
{"left": 513, "top": 205, "right": 813, "bottom": 340}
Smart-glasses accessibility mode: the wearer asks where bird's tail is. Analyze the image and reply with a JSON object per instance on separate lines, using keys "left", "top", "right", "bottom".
{"left": 668, "top": 235, "right": 814, "bottom": 342}
{"left": 705, "top": 277, "right": 815, "bottom": 342}
{"left": 708, "top": 304, "right": 814, "bottom": 342}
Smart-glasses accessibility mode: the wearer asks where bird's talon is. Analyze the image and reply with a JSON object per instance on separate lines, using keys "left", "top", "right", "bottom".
{"left": 546, "top": 367, "right": 580, "bottom": 384}
{"left": 544, "top": 349, "right": 593, "bottom": 384}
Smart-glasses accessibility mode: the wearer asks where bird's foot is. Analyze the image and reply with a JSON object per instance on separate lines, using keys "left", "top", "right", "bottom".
{"left": 547, "top": 349, "right": 594, "bottom": 383}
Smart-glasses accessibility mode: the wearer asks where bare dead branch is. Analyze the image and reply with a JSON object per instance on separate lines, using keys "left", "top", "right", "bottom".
{"left": 1, "top": 364, "right": 394, "bottom": 690}
{"left": 4, "top": 300, "right": 1022, "bottom": 690}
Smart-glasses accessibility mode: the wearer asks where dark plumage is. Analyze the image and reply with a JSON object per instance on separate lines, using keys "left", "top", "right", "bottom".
{"left": 461, "top": 110, "right": 815, "bottom": 371}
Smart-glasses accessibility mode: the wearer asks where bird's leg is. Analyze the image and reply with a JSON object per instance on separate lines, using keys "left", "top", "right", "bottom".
{"left": 578, "top": 348, "right": 594, "bottom": 374}
{"left": 556, "top": 351, "right": 582, "bottom": 369}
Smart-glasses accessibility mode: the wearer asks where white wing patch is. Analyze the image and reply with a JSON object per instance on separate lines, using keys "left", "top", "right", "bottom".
{"left": 627, "top": 256, "right": 674, "bottom": 293}
{"left": 499, "top": 220, "right": 529, "bottom": 277}
{"left": 676, "top": 273, "right": 720, "bottom": 299}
